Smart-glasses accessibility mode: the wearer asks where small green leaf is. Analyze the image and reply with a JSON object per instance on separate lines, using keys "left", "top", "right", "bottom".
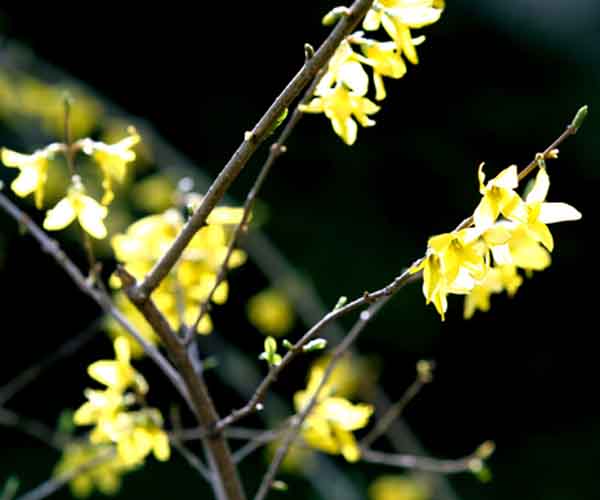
{"left": 334, "top": 296, "right": 348, "bottom": 310}
{"left": 265, "top": 336, "right": 277, "bottom": 354}
{"left": 266, "top": 108, "right": 288, "bottom": 137}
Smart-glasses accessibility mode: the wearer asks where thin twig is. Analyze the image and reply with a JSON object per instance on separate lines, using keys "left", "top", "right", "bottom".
{"left": 360, "top": 448, "right": 480, "bottom": 474}
{"left": 0, "top": 318, "right": 101, "bottom": 406}
{"left": 171, "top": 440, "right": 212, "bottom": 482}
{"left": 254, "top": 295, "right": 392, "bottom": 500}
{"left": 134, "top": 0, "right": 375, "bottom": 300}
{"left": 361, "top": 366, "right": 431, "bottom": 449}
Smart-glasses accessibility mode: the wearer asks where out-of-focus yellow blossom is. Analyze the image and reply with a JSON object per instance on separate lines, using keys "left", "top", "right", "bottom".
{"left": 301, "top": 84, "right": 380, "bottom": 145}
{"left": 1, "top": 145, "right": 61, "bottom": 208}
{"left": 80, "top": 128, "right": 140, "bottom": 205}
{"left": 474, "top": 164, "right": 527, "bottom": 230}
{"left": 87, "top": 337, "right": 148, "bottom": 394}
{"left": 369, "top": 475, "right": 430, "bottom": 500}
{"left": 294, "top": 362, "right": 373, "bottom": 462}
{"left": 463, "top": 265, "right": 522, "bottom": 319}
{"left": 54, "top": 443, "right": 130, "bottom": 498}
{"left": 110, "top": 410, "right": 170, "bottom": 466}
{"left": 363, "top": 0, "right": 444, "bottom": 65}
{"left": 355, "top": 39, "right": 407, "bottom": 100}
{"left": 105, "top": 292, "right": 161, "bottom": 358}
{"left": 247, "top": 288, "right": 295, "bottom": 336}
{"left": 43, "top": 176, "right": 108, "bottom": 239}
{"left": 73, "top": 388, "right": 126, "bottom": 429}
{"left": 111, "top": 206, "right": 246, "bottom": 336}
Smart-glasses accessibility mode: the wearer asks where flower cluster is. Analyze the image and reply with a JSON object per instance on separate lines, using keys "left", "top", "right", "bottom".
{"left": 110, "top": 204, "right": 246, "bottom": 344}
{"left": 293, "top": 360, "right": 373, "bottom": 462}
{"left": 412, "top": 162, "right": 581, "bottom": 320}
{"left": 71, "top": 338, "right": 170, "bottom": 476}
{"left": 301, "top": 0, "right": 444, "bottom": 145}
{"left": 1, "top": 127, "right": 139, "bottom": 239}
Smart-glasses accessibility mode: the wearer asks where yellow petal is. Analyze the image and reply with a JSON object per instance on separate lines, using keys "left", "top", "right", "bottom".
{"left": 473, "top": 195, "right": 498, "bottom": 230}
{"left": 206, "top": 207, "right": 245, "bottom": 225}
{"left": 152, "top": 431, "right": 170, "bottom": 461}
{"left": 526, "top": 167, "right": 550, "bottom": 204}
{"left": 88, "top": 361, "right": 121, "bottom": 388}
{"left": 493, "top": 165, "right": 519, "bottom": 190}
{"left": 78, "top": 195, "right": 108, "bottom": 239}
{"left": 11, "top": 167, "right": 39, "bottom": 197}
{"left": 538, "top": 202, "right": 582, "bottom": 224}
{"left": 43, "top": 198, "right": 76, "bottom": 231}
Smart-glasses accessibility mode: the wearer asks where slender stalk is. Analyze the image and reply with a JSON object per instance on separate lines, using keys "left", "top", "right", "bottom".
{"left": 360, "top": 448, "right": 481, "bottom": 474}
{"left": 134, "top": 0, "right": 375, "bottom": 300}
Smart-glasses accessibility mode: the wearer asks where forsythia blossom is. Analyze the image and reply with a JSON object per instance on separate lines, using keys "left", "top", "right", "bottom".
{"left": 294, "top": 362, "right": 373, "bottom": 462}
{"left": 111, "top": 205, "right": 246, "bottom": 336}
{"left": 43, "top": 175, "right": 108, "bottom": 239}
{"left": 412, "top": 162, "right": 581, "bottom": 320}
{"left": 306, "top": 1, "right": 444, "bottom": 144}
{"left": 71, "top": 337, "right": 170, "bottom": 480}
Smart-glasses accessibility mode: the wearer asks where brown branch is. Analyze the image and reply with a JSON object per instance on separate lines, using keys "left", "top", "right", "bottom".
{"left": 117, "top": 267, "right": 246, "bottom": 500}
{"left": 134, "top": 0, "right": 376, "bottom": 300}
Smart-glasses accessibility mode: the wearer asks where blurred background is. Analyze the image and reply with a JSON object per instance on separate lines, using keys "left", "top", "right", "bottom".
{"left": 0, "top": 1, "right": 599, "bottom": 499}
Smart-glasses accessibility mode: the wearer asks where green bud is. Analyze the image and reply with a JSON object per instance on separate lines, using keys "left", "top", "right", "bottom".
{"left": 322, "top": 6, "right": 349, "bottom": 26}
{"left": 570, "top": 105, "right": 588, "bottom": 133}
{"left": 265, "top": 336, "right": 277, "bottom": 354}
{"left": 334, "top": 296, "right": 348, "bottom": 310}
{"left": 303, "top": 338, "right": 327, "bottom": 352}
{"left": 304, "top": 43, "right": 315, "bottom": 60}
{"left": 266, "top": 108, "right": 288, "bottom": 137}
{"left": 282, "top": 339, "right": 294, "bottom": 350}
{"left": 260, "top": 337, "right": 282, "bottom": 366}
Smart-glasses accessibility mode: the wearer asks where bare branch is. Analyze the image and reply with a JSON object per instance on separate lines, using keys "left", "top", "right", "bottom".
{"left": 360, "top": 448, "right": 481, "bottom": 474}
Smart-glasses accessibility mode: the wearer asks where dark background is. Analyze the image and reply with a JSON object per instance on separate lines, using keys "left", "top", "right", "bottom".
{"left": 1, "top": 1, "right": 599, "bottom": 499}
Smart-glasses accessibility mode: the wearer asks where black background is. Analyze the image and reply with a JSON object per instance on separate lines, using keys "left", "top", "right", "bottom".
{"left": 1, "top": 1, "right": 599, "bottom": 499}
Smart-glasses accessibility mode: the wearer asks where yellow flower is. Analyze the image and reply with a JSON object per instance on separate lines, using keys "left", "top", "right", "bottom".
{"left": 73, "top": 388, "right": 125, "bottom": 428}
{"left": 369, "top": 475, "right": 430, "bottom": 500}
{"left": 54, "top": 443, "right": 130, "bottom": 498}
{"left": 356, "top": 40, "right": 407, "bottom": 100}
{"left": 87, "top": 337, "right": 148, "bottom": 394}
{"left": 463, "top": 265, "right": 523, "bottom": 319}
{"left": 1, "top": 146, "right": 55, "bottom": 208}
{"left": 473, "top": 163, "right": 527, "bottom": 230}
{"left": 301, "top": 84, "right": 380, "bottom": 145}
{"left": 112, "top": 411, "right": 170, "bottom": 466}
{"left": 521, "top": 167, "right": 582, "bottom": 252}
{"left": 294, "top": 365, "right": 373, "bottom": 462}
{"left": 363, "top": 0, "right": 444, "bottom": 65}
{"left": 506, "top": 223, "right": 551, "bottom": 271}
{"left": 247, "top": 288, "right": 295, "bottom": 336}
{"left": 428, "top": 228, "right": 487, "bottom": 284}
{"left": 411, "top": 254, "right": 448, "bottom": 320}
{"left": 43, "top": 176, "right": 108, "bottom": 239}
{"left": 298, "top": 397, "right": 373, "bottom": 462}
{"left": 81, "top": 128, "right": 140, "bottom": 205}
